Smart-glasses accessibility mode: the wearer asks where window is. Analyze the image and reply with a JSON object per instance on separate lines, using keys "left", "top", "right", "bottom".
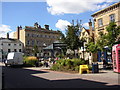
{"left": 1, "top": 49, "right": 3, "bottom": 53}
{"left": 98, "top": 18, "right": 103, "bottom": 27}
{"left": 8, "top": 49, "right": 11, "bottom": 52}
{"left": 14, "top": 49, "right": 17, "bottom": 52}
{"left": 19, "top": 44, "right": 21, "bottom": 46}
{"left": 82, "top": 32, "right": 85, "bottom": 36}
{"left": 14, "top": 44, "right": 16, "bottom": 46}
{"left": 8, "top": 44, "right": 11, "bottom": 46}
{"left": 110, "top": 14, "right": 115, "bottom": 22}
{"left": 32, "top": 41, "right": 34, "bottom": 45}
{"left": 32, "top": 34, "right": 34, "bottom": 37}
{"left": 1, "top": 43, "right": 3, "bottom": 45}
{"left": 37, "top": 41, "right": 39, "bottom": 45}
{"left": 19, "top": 49, "right": 21, "bottom": 52}
{"left": 27, "top": 33, "right": 30, "bottom": 36}
{"left": 27, "top": 41, "right": 30, "bottom": 45}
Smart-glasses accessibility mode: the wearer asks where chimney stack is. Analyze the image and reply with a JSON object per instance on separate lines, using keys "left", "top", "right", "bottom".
{"left": 7, "top": 33, "right": 9, "bottom": 39}
{"left": 34, "top": 22, "right": 39, "bottom": 28}
{"left": 19, "top": 25, "right": 22, "bottom": 30}
{"left": 17, "top": 26, "right": 20, "bottom": 40}
{"left": 44, "top": 25, "right": 49, "bottom": 30}
{"left": 88, "top": 19, "right": 93, "bottom": 36}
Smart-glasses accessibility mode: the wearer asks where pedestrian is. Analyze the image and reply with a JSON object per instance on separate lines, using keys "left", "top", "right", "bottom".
{"left": 35, "top": 61, "right": 39, "bottom": 67}
{"left": 101, "top": 53, "right": 108, "bottom": 69}
{"left": 103, "top": 59, "right": 108, "bottom": 69}
{"left": 45, "top": 61, "right": 49, "bottom": 67}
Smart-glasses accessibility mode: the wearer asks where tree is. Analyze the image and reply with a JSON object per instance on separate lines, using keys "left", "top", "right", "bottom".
{"left": 105, "top": 22, "right": 120, "bottom": 49}
{"left": 88, "top": 22, "right": 120, "bottom": 52}
{"left": 96, "top": 32, "right": 108, "bottom": 51}
{"left": 33, "top": 45, "right": 39, "bottom": 57}
{"left": 66, "top": 25, "right": 81, "bottom": 50}
{"left": 58, "top": 23, "right": 82, "bottom": 57}
{"left": 65, "top": 24, "right": 82, "bottom": 57}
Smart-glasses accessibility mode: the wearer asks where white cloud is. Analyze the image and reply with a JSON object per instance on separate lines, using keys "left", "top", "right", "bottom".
{"left": 2, "top": 0, "right": 46, "bottom": 2}
{"left": 83, "top": 23, "right": 89, "bottom": 28}
{"left": 46, "top": 0, "right": 119, "bottom": 15}
{"left": 0, "top": 24, "right": 13, "bottom": 38}
{"left": 55, "top": 19, "right": 71, "bottom": 31}
{"left": 9, "top": 32, "right": 15, "bottom": 38}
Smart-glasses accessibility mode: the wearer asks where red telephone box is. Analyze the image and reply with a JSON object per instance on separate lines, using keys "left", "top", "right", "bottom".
{"left": 112, "top": 44, "right": 120, "bottom": 73}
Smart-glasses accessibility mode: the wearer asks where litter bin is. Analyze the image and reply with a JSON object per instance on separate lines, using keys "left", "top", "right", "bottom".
{"left": 92, "top": 63, "right": 99, "bottom": 73}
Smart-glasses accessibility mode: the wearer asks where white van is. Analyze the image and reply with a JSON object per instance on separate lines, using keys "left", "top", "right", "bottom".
{"left": 5, "top": 52, "right": 23, "bottom": 66}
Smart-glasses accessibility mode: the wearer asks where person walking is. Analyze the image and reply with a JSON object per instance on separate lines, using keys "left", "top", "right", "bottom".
{"left": 101, "top": 53, "right": 108, "bottom": 69}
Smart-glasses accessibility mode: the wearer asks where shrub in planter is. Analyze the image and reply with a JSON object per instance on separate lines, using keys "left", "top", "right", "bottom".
{"left": 50, "top": 58, "right": 88, "bottom": 72}
{"left": 74, "top": 66, "right": 79, "bottom": 72}
{"left": 23, "top": 56, "right": 38, "bottom": 67}
{"left": 88, "top": 65, "right": 92, "bottom": 70}
{"left": 50, "top": 64, "right": 59, "bottom": 71}
{"left": 72, "top": 59, "right": 81, "bottom": 66}
{"left": 39, "top": 62, "right": 43, "bottom": 66}
{"left": 60, "top": 60, "right": 66, "bottom": 66}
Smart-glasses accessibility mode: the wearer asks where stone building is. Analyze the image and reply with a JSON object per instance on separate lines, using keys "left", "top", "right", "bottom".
{"left": 79, "top": 20, "right": 96, "bottom": 64}
{"left": 91, "top": 2, "right": 120, "bottom": 41}
{"left": 13, "top": 22, "right": 60, "bottom": 56}
{"left": 0, "top": 33, "right": 23, "bottom": 59}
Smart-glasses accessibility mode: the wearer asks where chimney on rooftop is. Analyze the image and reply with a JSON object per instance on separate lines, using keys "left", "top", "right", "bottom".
{"left": 17, "top": 26, "right": 20, "bottom": 40}
{"left": 19, "top": 25, "right": 22, "bottom": 30}
{"left": 34, "top": 22, "right": 39, "bottom": 28}
{"left": 88, "top": 19, "right": 93, "bottom": 36}
{"left": 44, "top": 25, "right": 49, "bottom": 30}
{"left": 7, "top": 33, "right": 9, "bottom": 39}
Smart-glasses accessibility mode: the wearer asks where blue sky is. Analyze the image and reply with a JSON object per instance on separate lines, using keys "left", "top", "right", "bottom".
{"left": 0, "top": 0, "right": 119, "bottom": 38}
{"left": 2, "top": 2, "right": 93, "bottom": 30}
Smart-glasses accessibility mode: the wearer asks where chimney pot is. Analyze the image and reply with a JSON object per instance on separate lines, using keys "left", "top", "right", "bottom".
{"left": 44, "top": 25, "right": 49, "bottom": 30}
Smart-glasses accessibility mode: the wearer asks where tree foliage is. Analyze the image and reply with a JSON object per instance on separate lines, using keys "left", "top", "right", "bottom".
{"left": 105, "top": 22, "right": 120, "bottom": 48}
{"left": 59, "top": 24, "right": 82, "bottom": 56}
{"left": 65, "top": 25, "right": 81, "bottom": 51}
{"left": 86, "top": 22, "right": 120, "bottom": 52}
{"left": 33, "top": 45, "right": 39, "bottom": 56}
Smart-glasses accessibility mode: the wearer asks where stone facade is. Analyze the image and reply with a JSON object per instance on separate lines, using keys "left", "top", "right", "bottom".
{"left": 0, "top": 37, "right": 23, "bottom": 59}
{"left": 92, "top": 2, "right": 120, "bottom": 41}
{"left": 79, "top": 27, "right": 91, "bottom": 60}
{"left": 13, "top": 22, "right": 60, "bottom": 56}
{"left": 79, "top": 20, "right": 96, "bottom": 64}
